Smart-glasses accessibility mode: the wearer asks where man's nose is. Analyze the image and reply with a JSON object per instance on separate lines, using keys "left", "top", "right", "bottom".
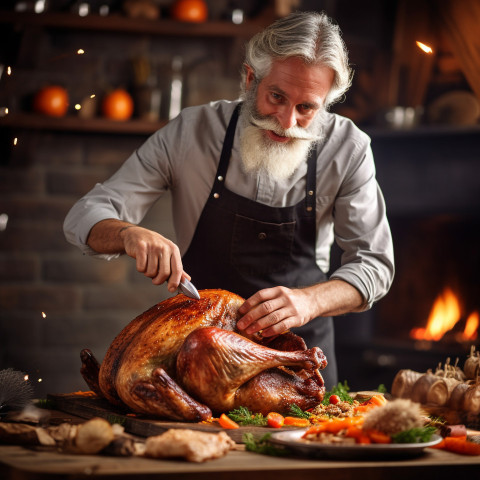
{"left": 276, "top": 106, "right": 298, "bottom": 130}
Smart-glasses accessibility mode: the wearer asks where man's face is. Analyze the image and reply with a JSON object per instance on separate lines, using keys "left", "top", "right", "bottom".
{"left": 246, "top": 57, "right": 335, "bottom": 143}
{"left": 238, "top": 57, "right": 334, "bottom": 182}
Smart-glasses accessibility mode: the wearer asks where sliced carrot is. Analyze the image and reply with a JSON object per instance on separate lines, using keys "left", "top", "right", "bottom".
{"left": 368, "top": 394, "right": 387, "bottom": 406}
{"left": 356, "top": 435, "right": 372, "bottom": 444}
{"left": 218, "top": 413, "right": 240, "bottom": 429}
{"left": 354, "top": 404, "right": 375, "bottom": 414}
{"left": 303, "top": 423, "right": 328, "bottom": 436}
{"left": 367, "top": 429, "right": 392, "bottom": 444}
{"left": 267, "top": 412, "right": 285, "bottom": 428}
{"left": 283, "top": 417, "right": 310, "bottom": 427}
{"left": 346, "top": 425, "right": 364, "bottom": 439}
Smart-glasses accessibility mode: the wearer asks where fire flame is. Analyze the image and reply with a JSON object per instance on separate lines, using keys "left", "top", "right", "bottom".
{"left": 416, "top": 41, "right": 433, "bottom": 54}
{"left": 410, "top": 287, "right": 478, "bottom": 342}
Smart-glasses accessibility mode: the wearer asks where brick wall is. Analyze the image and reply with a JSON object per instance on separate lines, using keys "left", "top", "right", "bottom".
{"left": 0, "top": 130, "right": 174, "bottom": 398}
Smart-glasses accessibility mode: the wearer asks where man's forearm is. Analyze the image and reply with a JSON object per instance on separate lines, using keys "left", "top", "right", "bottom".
{"left": 86, "top": 219, "right": 135, "bottom": 254}
{"left": 305, "top": 279, "right": 366, "bottom": 319}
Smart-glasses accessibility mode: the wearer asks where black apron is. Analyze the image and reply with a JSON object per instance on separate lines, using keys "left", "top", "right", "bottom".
{"left": 182, "top": 104, "right": 337, "bottom": 388}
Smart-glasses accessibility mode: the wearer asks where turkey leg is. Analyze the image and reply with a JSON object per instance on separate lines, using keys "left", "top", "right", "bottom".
{"left": 177, "top": 327, "right": 327, "bottom": 412}
{"left": 131, "top": 367, "right": 212, "bottom": 421}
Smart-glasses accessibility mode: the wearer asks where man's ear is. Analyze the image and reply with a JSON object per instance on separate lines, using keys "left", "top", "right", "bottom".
{"left": 244, "top": 63, "right": 255, "bottom": 90}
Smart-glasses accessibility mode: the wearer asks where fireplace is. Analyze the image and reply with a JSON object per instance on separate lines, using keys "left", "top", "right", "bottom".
{"left": 333, "top": 127, "right": 480, "bottom": 391}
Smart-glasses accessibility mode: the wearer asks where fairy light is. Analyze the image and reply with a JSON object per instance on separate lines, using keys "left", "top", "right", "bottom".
{"left": 90, "top": 94, "right": 96, "bottom": 99}
{"left": 7, "top": 66, "right": 12, "bottom": 75}
{"left": 75, "top": 104, "right": 82, "bottom": 110}
{"left": 24, "top": 375, "right": 29, "bottom": 381}
{"left": 77, "top": 49, "right": 85, "bottom": 55}
{"left": 41, "top": 312, "right": 47, "bottom": 318}
{"left": 13, "top": 137, "right": 18, "bottom": 146}
{"left": 0, "top": 213, "right": 8, "bottom": 231}
{"left": 38, "top": 378, "right": 43, "bottom": 383}
{"left": 416, "top": 41, "right": 433, "bottom": 54}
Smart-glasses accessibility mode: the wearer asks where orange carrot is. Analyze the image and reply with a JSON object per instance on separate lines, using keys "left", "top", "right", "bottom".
{"left": 283, "top": 417, "right": 311, "bottom": 427}
{"left": 438, "top": 436, "right": 480, "bottom": 455}
{"left": 218, "top": 413, "right": 240, "bottom": 429}
{"left": 367, "top": 394, "right": 387, "bottom": 407}
{"left": 267, "top": 412, "right": 285, "bottom": 428}
{"left": 346, "top": 425, "right": 364, "bottom": 439}
{"left": 366, "top": 429, "right": 392, "bottom": 444}
{"left": 303, "top": 423, "right": 328, "bottom": 436}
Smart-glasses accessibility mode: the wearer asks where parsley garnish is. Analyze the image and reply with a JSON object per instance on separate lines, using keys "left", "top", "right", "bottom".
{"left": 391, "top": 426, "right": 437, "bottom": 444}
{"left": 227, "top": 406, "right": 267, "bottom": 426}
{"left": 288, "top": 404, "right": 311, "bottom": 419}
{"left": 243, "top": 433, "right": 287, "bottom": 456}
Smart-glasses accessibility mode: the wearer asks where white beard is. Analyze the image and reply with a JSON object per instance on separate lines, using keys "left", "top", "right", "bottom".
{"left": 240, "top": 125, "right": 315, "bottom": 182}
{"left": 238, "top": 85, "right": 326, "bottom": 182}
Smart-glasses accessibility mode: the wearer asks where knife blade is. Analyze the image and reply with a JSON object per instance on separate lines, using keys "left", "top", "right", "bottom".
{"left": 178, "top": 278, "right": 200, "bottom": 300}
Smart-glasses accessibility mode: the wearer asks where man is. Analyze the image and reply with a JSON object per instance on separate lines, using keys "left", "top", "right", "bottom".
{"left": 64, "top": 11, "right": 394, "bottom": 388}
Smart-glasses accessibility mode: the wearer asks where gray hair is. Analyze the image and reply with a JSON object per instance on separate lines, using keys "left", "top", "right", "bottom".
{"left": 242, "top": 11, "right": 352, "bottom": 108}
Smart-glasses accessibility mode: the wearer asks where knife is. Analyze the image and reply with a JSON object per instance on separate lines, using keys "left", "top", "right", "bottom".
{"left": 178, "top": 278, "right": 200, "bottom": 300}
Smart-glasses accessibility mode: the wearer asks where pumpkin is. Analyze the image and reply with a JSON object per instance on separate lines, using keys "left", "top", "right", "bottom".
{"left": 171, "top": 0, "right": 208, "bottom": 23}
{"left": 101, "top": 89, "right": 134, "bottom": 121}
{"left": 33, "top": 85, "right": 69, "bottom": 117}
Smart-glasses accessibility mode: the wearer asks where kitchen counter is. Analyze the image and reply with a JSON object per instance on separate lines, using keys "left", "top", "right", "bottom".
{"left": 1, "top": 439, "right": 480, "bottom": 480}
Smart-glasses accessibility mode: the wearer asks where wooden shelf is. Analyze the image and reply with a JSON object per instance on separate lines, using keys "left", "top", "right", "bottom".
{"left": 0, "top": 113, "right": 166, "bottom": 135}
{"left": 0, "top": 10, "right": 265, "bottom": 38}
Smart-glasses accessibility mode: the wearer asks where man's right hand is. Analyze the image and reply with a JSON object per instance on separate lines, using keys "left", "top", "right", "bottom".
{"left": 87, "top": 219, "right": 186, "bottom": 293}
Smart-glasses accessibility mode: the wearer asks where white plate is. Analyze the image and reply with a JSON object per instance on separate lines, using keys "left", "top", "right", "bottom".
{"left": 269, "top": 429, "right": 443, "bottom": 460}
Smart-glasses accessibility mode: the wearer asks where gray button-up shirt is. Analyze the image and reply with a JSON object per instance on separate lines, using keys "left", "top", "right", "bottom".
{"left": 64, "top": 99, "right": 394, "bottom": 308}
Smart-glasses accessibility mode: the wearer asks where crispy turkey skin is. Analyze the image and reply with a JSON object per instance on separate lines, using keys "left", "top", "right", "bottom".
{"left": 80, "top": 289, "right": 327, "bottom": 421}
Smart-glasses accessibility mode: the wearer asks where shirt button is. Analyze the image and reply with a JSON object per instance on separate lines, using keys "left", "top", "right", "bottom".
{"left": 213, "top": 193, "right": 220, "bottom": 199}
{"left": 217, "top": 176, "right": 224, "bottom": 182}
{"left": 306, "top": 206, "right": 313, "bottom": 212}
{"left": 258, "top": 232, "right": 267, "bottom": 240}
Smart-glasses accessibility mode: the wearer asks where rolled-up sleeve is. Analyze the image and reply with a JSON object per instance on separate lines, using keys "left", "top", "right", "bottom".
{"left": 320, "top": 121, "right": 394, "bottom": 308}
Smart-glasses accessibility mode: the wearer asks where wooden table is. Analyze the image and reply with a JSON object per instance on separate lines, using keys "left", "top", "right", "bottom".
{"left": 1, "top": 442, "right": 480, "bottom": 480}
{"left": 1, "top": 400, "right": 479, "bottom": 480}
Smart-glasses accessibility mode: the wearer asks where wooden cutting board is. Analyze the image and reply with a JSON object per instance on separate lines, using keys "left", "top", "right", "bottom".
{"left": 47, "top": 393, "right": 295, "bottom": 443}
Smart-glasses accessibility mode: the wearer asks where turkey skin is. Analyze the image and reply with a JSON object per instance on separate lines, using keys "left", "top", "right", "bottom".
{"left": 80, "top": 289, "right": 327, "bottom": 421}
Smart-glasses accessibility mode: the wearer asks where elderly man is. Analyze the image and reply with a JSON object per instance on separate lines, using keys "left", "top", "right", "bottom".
{"left": 64, "top": 11, "right": 394, "bottom": 388}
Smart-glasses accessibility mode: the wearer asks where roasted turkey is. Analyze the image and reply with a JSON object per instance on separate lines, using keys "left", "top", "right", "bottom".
{"left": 80, "top": 289, "right": 327, "bottom": 421}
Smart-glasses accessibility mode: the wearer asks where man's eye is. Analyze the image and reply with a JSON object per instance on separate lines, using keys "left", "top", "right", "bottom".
{"left": 270, "top": 92, "right": 283, "bottom": 102}
{"left": 299, "top": 104, "right": 312, "bottom": 112}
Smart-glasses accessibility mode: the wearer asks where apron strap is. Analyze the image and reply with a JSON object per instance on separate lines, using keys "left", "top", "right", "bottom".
{"left": 305, "top": 145, "right": 317, "bottom": 215}
{"left": 213, "top": 103, "right": 242, "bottom": 191}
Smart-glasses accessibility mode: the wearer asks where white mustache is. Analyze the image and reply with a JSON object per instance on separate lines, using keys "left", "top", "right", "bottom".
{"left": 250, "top": 116, "right": 321, "bottom": 141}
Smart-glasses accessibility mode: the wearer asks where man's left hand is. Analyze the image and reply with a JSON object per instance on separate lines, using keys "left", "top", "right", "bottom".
{"left": 237, "top": 286, "right": 314, "bottom": 337}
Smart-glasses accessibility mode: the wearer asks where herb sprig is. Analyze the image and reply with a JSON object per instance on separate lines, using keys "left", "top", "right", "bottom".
{"left": 227, "top": 406, "right": 267, "bottom": 426}
{"left": 243, "top": 433, "right": 287, "bottom": 456}
{"left": 392, "top": 426, "right": 437, "bottom": 444}
{"left": 288, "top": 404, "right": 311, "bottom": 419}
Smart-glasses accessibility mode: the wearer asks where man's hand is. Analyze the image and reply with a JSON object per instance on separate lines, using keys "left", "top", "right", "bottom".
{"left": 121, "top": 225, "right": 186, "bottom": 291}
{"left": 236, "top": 280, "right": 365, "bottom": 337}
{"left": 87, "top": 219, "right": 188, "bottom": 292}
{"left": 237, "top": 287, "right": 314, "bottom": 337}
